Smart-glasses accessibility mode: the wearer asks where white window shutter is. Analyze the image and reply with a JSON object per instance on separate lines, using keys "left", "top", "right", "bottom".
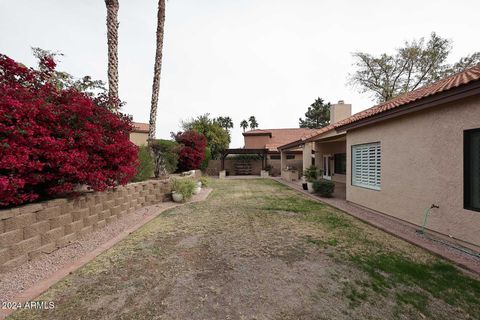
{"left": 352, "top": 142, "right": 381, "bottom": 190}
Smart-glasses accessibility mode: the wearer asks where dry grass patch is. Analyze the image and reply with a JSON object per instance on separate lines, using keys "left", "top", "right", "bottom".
{"left": 9, "top": 179, "right": 480, "bottom": 320}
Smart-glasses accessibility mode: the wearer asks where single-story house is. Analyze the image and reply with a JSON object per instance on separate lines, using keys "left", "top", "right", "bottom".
{"left": 129, "top": 122, "right": 150, "bottom": 146}
{"left": 279, "top": 65, "right": 480, "bottom": 250}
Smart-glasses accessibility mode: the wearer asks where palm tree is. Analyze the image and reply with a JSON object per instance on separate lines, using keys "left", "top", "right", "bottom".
{"left": 149, "top": 0, "right": 166, "bottom": 140}
{"left": 248, "top": 116, "right": 259, "bottom": 130}
{"left": 105, "top": 0, "right": 119, "bottom": 109}
{"left": 216, "top": 116, "right": 234, "bottom": 131}
{"left": 240, "top": 120, "right": 249, "bottom": 132}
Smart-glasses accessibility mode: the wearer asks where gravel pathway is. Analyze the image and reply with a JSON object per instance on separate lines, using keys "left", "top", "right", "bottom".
{"left": 0, "top": 190, "right": 210, "bottom": 305}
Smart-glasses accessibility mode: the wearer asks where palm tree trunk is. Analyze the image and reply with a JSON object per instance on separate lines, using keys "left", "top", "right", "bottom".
{"left": 149, "top": 0, "right": 166, "bottom": 140}
{"left": 105, "top": 0, "right": 119, "bottom": 109}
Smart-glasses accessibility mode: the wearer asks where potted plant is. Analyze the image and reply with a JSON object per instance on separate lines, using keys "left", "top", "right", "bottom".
{"left": 313, "top": 179, "right": 335, "bottom": 197}
{"left": 303, "top": 165, "right": 318, "bottom": 193}
{"left": 199, "top": 176, "right": 208, "bottom": 187}
{"left": 171, "top": 178, "right": 195, "bottom": 202}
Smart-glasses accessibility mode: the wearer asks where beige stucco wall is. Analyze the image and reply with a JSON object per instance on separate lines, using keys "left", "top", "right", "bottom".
{"left": 346, "top": 96, "right": 480, "bottom": 249}
{"left": 244, "top": 135, "right": 270, "bottom": 149}
{"left": 314, "top": 140, "right": 346, "bottom": 183}
{"left": 129, "top": 132, "right": 148, "bottom": 146}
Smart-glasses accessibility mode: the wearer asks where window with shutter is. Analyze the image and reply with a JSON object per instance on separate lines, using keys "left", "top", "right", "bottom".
{"left": 465, "top": 129, "right": 480, "bottom": 211}
{"left": 352, "top": 142, "right": 381, "bottom": 190}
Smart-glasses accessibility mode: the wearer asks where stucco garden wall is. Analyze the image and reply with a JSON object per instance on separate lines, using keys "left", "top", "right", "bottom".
{"left": 346, "top": 96, "right": 480, "bottom": 250}
{"left": 206, "top": 158, "right": 303, "bottom": 177}
{"left": 0, "top": 180, "right": 171, "bottom": 272}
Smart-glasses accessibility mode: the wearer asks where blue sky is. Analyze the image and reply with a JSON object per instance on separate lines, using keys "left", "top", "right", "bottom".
{"left": 1, "top": 0, "right": 479, "bottom": 147}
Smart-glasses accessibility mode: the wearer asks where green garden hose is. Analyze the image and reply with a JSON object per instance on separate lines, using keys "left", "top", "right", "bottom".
{"left": 417, "top": 204, "right": 439, "bottom": 234}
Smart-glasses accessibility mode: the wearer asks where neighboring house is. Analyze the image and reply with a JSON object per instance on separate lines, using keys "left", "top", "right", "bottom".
{"left": 129, "top": 122, "right": 150, "bottom": 146}
{"left": 243, "top": 128, "right": 316, "bottom": 175}
{"left": 279, "top": 65, "right": 480, "bottom": 250}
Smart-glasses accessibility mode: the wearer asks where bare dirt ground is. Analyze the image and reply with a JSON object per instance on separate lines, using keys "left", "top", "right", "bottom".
{"left": 8, "top": 179, "right": 480, "bottom": 320}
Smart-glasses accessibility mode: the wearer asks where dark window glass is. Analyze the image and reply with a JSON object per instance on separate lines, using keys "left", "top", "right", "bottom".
{"left": 270, "top": 155, "right": 280, "bottom": 160}
{"left": 465, "top": 129, "right": 480, "bottom": 211}
{"left": 334, "top": 153, "right": 347, "bottom": 175}
{"left": 286, "top": 154, "right": 295, "bottom": 160}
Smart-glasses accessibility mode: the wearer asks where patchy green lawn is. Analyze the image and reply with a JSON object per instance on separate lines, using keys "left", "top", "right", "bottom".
{"left": 10, "top": 179, "right": 480, "bottom": 320}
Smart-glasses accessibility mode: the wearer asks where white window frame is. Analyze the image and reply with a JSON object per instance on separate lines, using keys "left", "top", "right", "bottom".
{"left": 352, "top": 142, "right": 381, "bottom": 190}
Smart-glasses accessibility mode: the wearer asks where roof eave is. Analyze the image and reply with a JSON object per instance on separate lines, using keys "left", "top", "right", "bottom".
{"left": 278, "top": 139, "right": 303, "bottom": 151}
{"left": 335, "top": 80, "right": 480, "bottom": 132}
{"left": 242, "top": 132, "right": 272, "bottom": 138}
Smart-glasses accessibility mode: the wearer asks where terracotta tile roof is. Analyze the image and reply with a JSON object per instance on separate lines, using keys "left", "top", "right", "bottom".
{"left": 132, "top": 122, "right": 150, "bottom": 133}
{"left": 244, "top": 128, "right": 316, "bottom": 152}
{"left": 279, "top": 65, "right": 480, "bottom": 149}
{"left": 334, "top": 65, "right": 480, "bottom": 128}
{"left": 302, "top": 124, "right": 336, "bottom": 141}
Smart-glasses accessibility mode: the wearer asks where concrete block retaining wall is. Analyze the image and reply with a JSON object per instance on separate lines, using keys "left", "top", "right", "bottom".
{"left": 0, "top": 179, "right": 171, "bottom": 273}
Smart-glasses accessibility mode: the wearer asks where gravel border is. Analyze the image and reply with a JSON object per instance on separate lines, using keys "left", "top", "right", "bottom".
{"left": 0, "top": 189, "right": 212, "bottom": 312}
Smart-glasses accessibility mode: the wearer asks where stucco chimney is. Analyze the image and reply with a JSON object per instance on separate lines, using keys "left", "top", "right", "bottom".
{"left": 330, "top": 100, "right": 352, "bottom": 124}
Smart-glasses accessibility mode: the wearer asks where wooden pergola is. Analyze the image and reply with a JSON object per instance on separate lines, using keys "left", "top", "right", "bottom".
{"left": 220, "top": 148, "right": 268, "bottom": 171}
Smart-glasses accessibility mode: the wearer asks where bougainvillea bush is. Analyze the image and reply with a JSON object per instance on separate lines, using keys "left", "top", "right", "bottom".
{"left": 0, "top": 54, "right": 138, "bottom": 207}
{"left": 174, "top": 130, "right": 207, "bottom": 171}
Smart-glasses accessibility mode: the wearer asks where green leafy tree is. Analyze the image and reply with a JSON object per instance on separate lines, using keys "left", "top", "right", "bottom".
{"left": 248, "top": 116, "right": 259, "bottom": 130}
{"left": 299, "top": 98, "right": 331, "bottom": 129}
{"left": 133, "top": 146, "right": 155, "bottom": 182}
{"left": 349, "top": 32, "right": 480, "bottom": 102}
{"left": 240, "top": 120, "right": 249, "bottom": 132}
{"left": 215, "top": 116, "right": 234, "bottom": 132}
{"left": 181, "top": 114, "right": 230, "bottom": 159}
{"left": 200, "top": 147, "right": 212, "bottom": 171}
{"left": 149, "top": 139, "right": 180, "bottom": 177}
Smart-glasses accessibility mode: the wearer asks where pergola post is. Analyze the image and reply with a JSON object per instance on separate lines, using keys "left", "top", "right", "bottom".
{"left": 219, "top": 148, "right": 268, "bottom": 177}
{"left": 221, "top": 153, "right": 226, "bottom": 171}
{"left": 280, "top": 150, "right": 286, "bottom": 170}
{"left": 264, "top": 150, "right": 268, "bottom": 170}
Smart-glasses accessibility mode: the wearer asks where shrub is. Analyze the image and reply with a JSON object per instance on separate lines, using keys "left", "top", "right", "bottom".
{"left": 0, "top": 54, "right": 138, "bottom": 207}
{"left": 171, "top": 178, "right": 195, "bottom": 201}
{"left": 133, "top": 146, "right": 154, "bottom": 182}
{"left": 313, "top": 179, "right": 335, "bottom": 197}
{"left": 174, "top": 131, "right": 207, "bottom": 171}
{"left": 181, "top": 113, "right": 230, "bottom": 159}
{"left": 199, "top": 176, "right": 208, "bottom": 187}
{"left": 303, "top": 165, "right": 319, "bottom": 182}
{"left": 200, "top": 146, "right": 211, "bottom": 171}
{"left": 150, "top": 139, "right": 180, "bottom": 177}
